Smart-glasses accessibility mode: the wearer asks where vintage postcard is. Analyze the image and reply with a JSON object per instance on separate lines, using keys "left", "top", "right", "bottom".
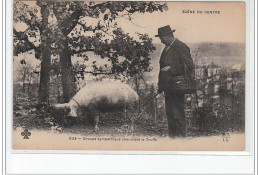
{"left": 13, "top": 1, "right": 245, "bottom": 151}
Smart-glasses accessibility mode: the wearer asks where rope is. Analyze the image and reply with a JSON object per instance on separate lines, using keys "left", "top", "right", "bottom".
{"left": 71, "top": 98, "right": 82, "bottom": 109}
{"left": 134, "top": 92, "right": 161, "bottom": 120}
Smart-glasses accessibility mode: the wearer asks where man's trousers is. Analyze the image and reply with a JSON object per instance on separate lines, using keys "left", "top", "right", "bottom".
{"left": 164, "top": 91, "right": 186, "bottom": 137}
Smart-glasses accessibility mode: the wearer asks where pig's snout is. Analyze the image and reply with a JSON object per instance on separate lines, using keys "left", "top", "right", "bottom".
{"left": 68, "top": 109, "right": 78, "bottom": 117}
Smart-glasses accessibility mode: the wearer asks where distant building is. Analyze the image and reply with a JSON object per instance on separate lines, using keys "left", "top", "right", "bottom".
{"left": 185, "top": 61, "right": 245, "bottom": 120}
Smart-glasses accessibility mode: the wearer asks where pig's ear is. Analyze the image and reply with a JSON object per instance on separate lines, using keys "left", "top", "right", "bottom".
{"left": 54, "top": 103, "right": 69, "bottom": 108}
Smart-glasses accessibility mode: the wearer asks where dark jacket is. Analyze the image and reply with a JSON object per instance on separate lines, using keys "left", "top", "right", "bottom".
{"left": 158, "top": 39, "right": 195, "bottom": 91}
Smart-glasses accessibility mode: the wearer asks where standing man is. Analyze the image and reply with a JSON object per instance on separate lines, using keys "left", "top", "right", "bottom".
{"left": 156, "top": 25, "right": 194, "bottom": 138}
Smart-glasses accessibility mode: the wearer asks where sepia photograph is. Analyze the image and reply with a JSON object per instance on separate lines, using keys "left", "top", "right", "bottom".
{"left": 12, "top": 1, "right": 245, "bottom": 151}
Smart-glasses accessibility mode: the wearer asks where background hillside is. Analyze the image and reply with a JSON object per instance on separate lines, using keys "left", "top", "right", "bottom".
{"left": 150, "top": 42, "right": 245, "bottom": 66}
{"left": 143, "top": 42, "right": 245, "bottom": 84}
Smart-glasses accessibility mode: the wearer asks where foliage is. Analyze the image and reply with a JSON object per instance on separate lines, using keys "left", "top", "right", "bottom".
{"left": 13, "top": 1, "right": 52, "bottom": 57}
{"left": 52, "top": 1, "right": 167, "bottom": 78}
{"left": 13, "top": 1, "right": 168, "bottom": 75}
{"left": 191, "top": 106, "right": 215, "bottom": 133}
{"left": 13, "top": 1, "right": 168, "bottom": 102}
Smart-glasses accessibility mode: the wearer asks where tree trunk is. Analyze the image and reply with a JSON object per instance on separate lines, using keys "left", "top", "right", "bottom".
{"left": 28, "top": 72, "right": 32, "bottom": 94}
{"left": 22, "top": 68, "right": 27, "bottom": 92}
{"left": 39, "top": 49, "right": 51, "bottom": 103}
{"left": 52, "top": 3, "right": 83, "bottom": 102}
{"left": 38, "top": 2, "right": 51, "bottom": 103}
{"left": 59, "top": 40, "right": 76, "bottom": 103}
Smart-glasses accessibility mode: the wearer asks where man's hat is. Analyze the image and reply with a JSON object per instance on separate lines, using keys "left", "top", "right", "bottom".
{"left": 155, "top": 25, "right": 176, "bottom": 37}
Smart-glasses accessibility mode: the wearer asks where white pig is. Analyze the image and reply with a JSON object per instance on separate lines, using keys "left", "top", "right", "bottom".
{"left": 55, "top": 81, "right": 139, "bottom": 131}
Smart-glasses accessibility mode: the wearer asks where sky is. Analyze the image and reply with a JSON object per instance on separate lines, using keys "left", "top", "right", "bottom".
{"left": 116, "top": 2, "right": 245, "bottom": 44}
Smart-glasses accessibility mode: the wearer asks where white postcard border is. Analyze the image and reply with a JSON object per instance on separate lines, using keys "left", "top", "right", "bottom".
{"left": 4, "top": 0, "right": 256, "bottom": 174}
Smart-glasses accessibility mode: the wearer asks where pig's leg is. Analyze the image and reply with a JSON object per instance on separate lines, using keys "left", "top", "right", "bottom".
{"left": 125, "top": 104, "right": 134, "bottom": 133}
{"left": 123, "top": 103, "right": 127, "bottom": 121}
{"left": 94, "top": 114, "right": 100, "bottom": 132}
{"left": 129, "top": 113, "right": 134, "bottom": 133}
